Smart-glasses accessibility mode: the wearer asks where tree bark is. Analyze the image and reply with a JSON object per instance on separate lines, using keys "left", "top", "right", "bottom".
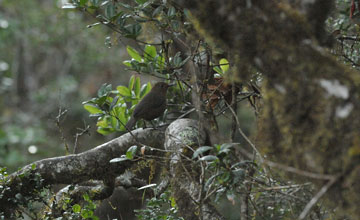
{"left": 165, "top": 119, "right": 224, "bottom": 220}
{"left": 0, "top": 128, "right": 164, "bottom": 216}
{"left": 176, "top": 0, "right": 360, "bottom": 218}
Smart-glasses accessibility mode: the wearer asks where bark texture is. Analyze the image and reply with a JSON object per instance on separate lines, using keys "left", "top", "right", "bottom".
{"left": 165, "top": 119, "right": 223, "bottom": 220}
{"left": 0, "top": 128, "right": 164, "bottom": 216}
{"left": 177, "top": 0, "right": 360, "bottom": 218}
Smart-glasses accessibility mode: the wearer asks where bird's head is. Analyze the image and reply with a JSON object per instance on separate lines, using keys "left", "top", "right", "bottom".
{"left": 152, "top": 82, "right": 171, "bottom": 94}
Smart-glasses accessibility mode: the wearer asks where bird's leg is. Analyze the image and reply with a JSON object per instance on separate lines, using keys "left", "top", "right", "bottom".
{"left": 150, "top": 120, "right": 157, "bottom": 129}
{"left": 142, "top": 120, "right": 148, "bottom": 129}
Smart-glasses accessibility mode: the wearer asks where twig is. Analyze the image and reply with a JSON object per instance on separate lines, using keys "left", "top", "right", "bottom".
{"left": 264, "top": 160, "right": 335, "bottom": 181}
{"left": 249, "top": 197, "right": 265, "bottom": 219}
{"left": 108, "top": 111, "right": 148, "bottom": 147}
{"left": 259, "top": 183, "right": 311, "bottom": 191}
{"left": 73, "top": 121, "right": 91, "bottom": 154}
{"left": 225, "top": 102, "right": 265, "bottom": 167}
{"left": 230, "top": 81, "right": 238, "bottom": 141}
{"left": 55, "top": 107, "right": 70, "bottom": 154}
{"left": 298, "top": 175, "right": 340, "bottom": 220}
{"left": 236, "top": 147, "right": 335, "bottom": 181}
{"left": 215, "top": 93, "right": 254, "bottom": 116}
{"left": 337, "top": 36, "right": 360, "bottom": 42}
{"left": 177, "top": 108, "right": 195, "bottom": 119}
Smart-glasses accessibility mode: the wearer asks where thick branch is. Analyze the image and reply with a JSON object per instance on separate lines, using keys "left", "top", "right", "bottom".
{"left": 165, "top": 119, "right": 224, "bottom": 220}
{"left": 0, "top": 128, "right": 164, "bottom": 215}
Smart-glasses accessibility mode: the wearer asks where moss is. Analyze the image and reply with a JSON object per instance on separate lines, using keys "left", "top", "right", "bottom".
{"left": 183, "top": 0, "right": 360, "bottom": 218}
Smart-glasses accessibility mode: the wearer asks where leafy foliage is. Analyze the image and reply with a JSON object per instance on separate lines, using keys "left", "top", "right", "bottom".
{"left": 42, "top": 189, "right": 99, "bottom": 220}
{"left": 135, "top": 191, "right": 184, "bottom": 220}
{"left": 0, "top": 166, "right": 52, "bottom": 219}
{"left": 192, "top": 144, "right": 334, "bottom": 219}
{"left": 83, "top": 75, "right": 152, "bottom": 134}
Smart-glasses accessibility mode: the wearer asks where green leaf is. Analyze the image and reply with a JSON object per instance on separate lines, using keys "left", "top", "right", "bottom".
{"left": 230, "top": 161, "right": 255, "bottom": 169}
{"left": 192, "top": 146, "right": 213, "bottom": 159}
{"left": 72, "top": 204, "right": 81, "bottom": 213}
{"left": 98, "top": 83, "right": 112, "bottom": 97}
{"left": 110, "top": 156, "right": 129, "bottom": 163}
{"left": 100, "top": 0, "right": 110, "bottom": 7}
{"left": 129, "top": 75, "right": 136, "bottom": 90}
{"left": 157, "top": 55, "right": 165, "bottom": 70}
{"left": 127, "top": 46, "right": 142, "bottom": 62}
{"left": 110, "top": 116, "right": 118, "bottom": 129}
{"left": 232, "top": 169, "right": 245, "bottom": 183}
{"left": 134, "top": 17, "right": 148, "bottom": 23}
{"left": 81, "top": 210, "right": 94, "bottom": 218}
{"left": 219, "top": 58, "right": 229, "bottom": 73}
{"left": 97, "top": 127, "right": 115, "bottom": 135}
{"left": 171, "top": 20, "right": 180, "bottom": 31}
{"left": 137, "top": 183, "right": 157, "bottom": 190}
{"left": 219, "top": 143, "right": 235, "bottom": 154}
{"left": 87, "top": 22, "right": 101, "bottom": 28}
{"left": 96, "top": 96, "right": 108, "bottom": 106}
{"left": 221, "top": 172, "right": 231, "bottom": 182}
{"left": 90, "top": 0, "right": 100, "bottom": 7}
{"left": 144, "top": 45, "right": 157, "bottom": 60}
{"left": 110, "top": 96, "right": 119, "bottom": 110}
{"left": 118, "top": 2, "right": 132, "bottom": 10}
{"left": 170, "top": 196, "right": 176, "bottom": 208}
{"left": 134, "top": 77, "right": 141, "bottom": 97}
{"left": 124, "top": 24, "right": 142, "bottom": 39}
{"left": 31, "top": 163, "right": 36, "bottom": 170}
{"left": 205, "top": 172, "right": 224, "bottom": 189}
{"left": 83, "top": 193, "right": 90, "bottom": 201}
{"left": 123, "top": 60, "right": 132, "bottom": 67}
{"left": 117, "top": 86, "right": 132, "bottom": 97}
{"left": 152, "top": 5, "right": 163, "bottom": 17}
{"left": 199, "top": 155, "right": 219, "bottom": 162}
{"left": 135, "top": 0, "right": 148, "bottom": 4}
{"left": 113, "top": 105, "right": 126, "bottom": 123}
{"left": 84, "top": 104, "right": 103, "bottom": 114}
{"left": 89, "top": 113, "right": 104, "bottom": 118}
{"left": 140, "top": 82, "right": 152, "bottom": 98}
{"left": 126, "top": 145, "right": 138, "bottom": 159}
{"left": 79, "top": 0, "right": 88, "bottom": 7}
{"left": 172, "top": 52, "right": 182, "bottom": 67}
{"left": 105, "top": 3, "right": 116, "bottom": 19}
{"left": 62, "top": 3, "right": 77, "bottom": 9}
{"left": 96, "top": 118, "right": 108, "bottom": 128}
{"left": 213, "top": 65, "right": 223, "bottom": 75}
{"left": 167, "top": 6, "right": 176, "bottom": 18}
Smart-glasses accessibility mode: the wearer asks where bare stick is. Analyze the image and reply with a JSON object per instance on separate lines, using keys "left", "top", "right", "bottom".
{"left": 298, "top": 175, "right": 340, "bottom": 219}
{"left": 237, "top": 146, "right": 336, "bottom": 181}
{"left": 225, "top": 102, "right": 265, "bottom": 166}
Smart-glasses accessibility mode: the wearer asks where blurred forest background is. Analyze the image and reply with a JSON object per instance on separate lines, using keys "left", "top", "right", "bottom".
{"left": 0, "top": 0, "right": 132, "bottom": 171}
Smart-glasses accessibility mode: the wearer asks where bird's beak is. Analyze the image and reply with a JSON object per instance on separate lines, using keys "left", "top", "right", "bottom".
{"left": 168, "top": 83, "right": 176, "bottom": 87}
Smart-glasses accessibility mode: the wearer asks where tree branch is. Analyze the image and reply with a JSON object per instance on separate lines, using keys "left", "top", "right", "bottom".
{"left": 0, "top": 128, "right": 165, "bottom": 215}
{"left": 165, "top": 118, "right": 225, "bottom": 220}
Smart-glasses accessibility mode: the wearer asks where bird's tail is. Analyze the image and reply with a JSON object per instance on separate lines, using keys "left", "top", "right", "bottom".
{"left": 125, "top": 117, "right": 136, "bottom": 131}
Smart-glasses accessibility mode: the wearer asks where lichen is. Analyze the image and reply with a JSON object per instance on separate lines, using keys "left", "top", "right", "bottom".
{"left": 182, "top": 0, "right": 360, "bottom": 217}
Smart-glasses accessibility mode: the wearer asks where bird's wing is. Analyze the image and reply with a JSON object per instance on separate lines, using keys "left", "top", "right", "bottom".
{"left": 133, "top": 92, "right": 166, "bottom": 118}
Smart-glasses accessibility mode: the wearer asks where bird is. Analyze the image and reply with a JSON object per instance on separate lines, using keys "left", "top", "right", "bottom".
{"left": 125, "top": 82, "right": 170, "bottom": 130}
